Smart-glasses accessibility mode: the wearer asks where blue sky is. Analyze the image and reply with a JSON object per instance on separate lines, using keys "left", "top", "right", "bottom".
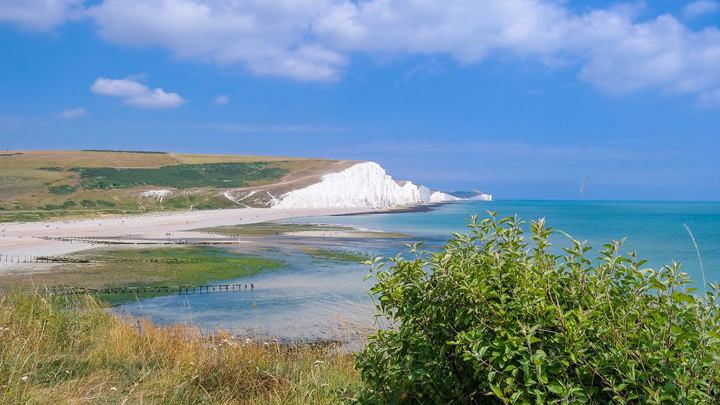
{"left": 1, "top": 0, "right": 719, "bottom": 200}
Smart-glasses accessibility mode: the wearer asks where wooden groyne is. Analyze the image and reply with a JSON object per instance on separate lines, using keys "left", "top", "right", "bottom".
{"left": 0, "top": 253, "right": 204, "bottom": 264}
{"left": 48, "top": 283, "right": 255, "bottom": 296}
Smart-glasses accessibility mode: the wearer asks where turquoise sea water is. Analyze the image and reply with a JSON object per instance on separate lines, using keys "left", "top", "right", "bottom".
{"left": 118, "top": 200, "right": 720, "bottom": 339}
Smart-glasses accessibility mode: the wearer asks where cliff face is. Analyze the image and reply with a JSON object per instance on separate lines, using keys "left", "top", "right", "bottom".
{"left": 272, "top": 162, "right": 431, "bottom": 209}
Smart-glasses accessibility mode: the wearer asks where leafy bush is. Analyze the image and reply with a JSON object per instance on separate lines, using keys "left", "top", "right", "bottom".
{"left": 40, "top": 200, "right": 76, "bottom": 210}
{"left": 356, "top": 214, "right": 720, "bottom": 404}
{"left": 48, "top": 185, "right": 76, "bottom": 194}
{"left": 38, "top": 166, "right": 64, "bottom": 171}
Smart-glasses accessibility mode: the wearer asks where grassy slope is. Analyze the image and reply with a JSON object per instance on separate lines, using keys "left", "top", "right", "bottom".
{"left": 0, "top": 151, "right": 336, "bottom": 221}
{"left": 0, "top": 292, "right": 361, "bottom": 404}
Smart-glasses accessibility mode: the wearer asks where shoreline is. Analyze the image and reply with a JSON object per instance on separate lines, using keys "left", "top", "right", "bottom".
{"left": 334, "top": 202, "right": 445, "bottom": 216}
{"left": 0, "top": 206, "right": 381, "bottom": 274}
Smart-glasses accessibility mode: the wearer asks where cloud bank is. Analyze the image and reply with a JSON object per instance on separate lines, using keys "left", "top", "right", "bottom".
{"left": 90, "top": 78, "right": 186, "bottom": 109}
{"left": 6, "top": 0, "right": 720, "bottom": 104}
{"left": 0, "top": 0, "right": 83, "bottom": 30}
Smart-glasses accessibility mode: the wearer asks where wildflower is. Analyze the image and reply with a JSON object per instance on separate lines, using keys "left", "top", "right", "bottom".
{"left": 314, "top": 361, "right": 324, "bottom": 366}
{"left": 190, "top": 362, "right": 194, "bottom": 365}
{"left": 65, "top": 371, "right": 70, "bottom": 374}
{"left": 110, "top": 387, "right": 117, "bottom": 391}
{"left": 21, "top": 376, "right": 28, "bottom": 382}
{"left": 244, "top": 338, "right": 251, "bottom": 344}
{"left": 263, "top": 342, "right": 269, "bottom": 346}
{"left": 3, "top": 328, "right": 8, "bottom": 331}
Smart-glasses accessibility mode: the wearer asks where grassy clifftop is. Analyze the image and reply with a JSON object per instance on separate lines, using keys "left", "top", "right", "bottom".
{"left": 0, "top": 150, "right": 336, "bottom": 222}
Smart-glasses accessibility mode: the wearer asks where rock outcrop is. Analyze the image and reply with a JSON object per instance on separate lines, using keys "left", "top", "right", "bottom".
{"left": 272, "top": 162, "right": 432, "bottom": 209}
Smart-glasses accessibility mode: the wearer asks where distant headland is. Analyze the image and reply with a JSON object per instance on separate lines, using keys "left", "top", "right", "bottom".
{"left": 0, "top": 150, "right": 490, "bottom": 222}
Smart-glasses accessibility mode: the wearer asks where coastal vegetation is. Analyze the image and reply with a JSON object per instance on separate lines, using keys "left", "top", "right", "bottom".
{"left": 3, "top": 213, "right": 717, "bottom": 403}
{"left": 0, "top": 150, "right": 337, "bottom": 221}
{"left": 0, "top": 292, "right": 362, "bottom": 404}
{"left": 356, "top": 214, "right": 720, "bottom": 404}
{"left": 75, "top": 162, "right": 289, "bottom": 190}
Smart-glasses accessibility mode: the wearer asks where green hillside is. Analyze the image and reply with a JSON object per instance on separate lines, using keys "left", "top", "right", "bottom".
{"left": 0, "top": 150, "right": 335, "bottom": 222}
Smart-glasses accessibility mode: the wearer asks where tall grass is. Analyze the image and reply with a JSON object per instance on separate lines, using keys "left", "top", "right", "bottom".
{"left": 0, "top": 292, "right": 361, "bottom": 404}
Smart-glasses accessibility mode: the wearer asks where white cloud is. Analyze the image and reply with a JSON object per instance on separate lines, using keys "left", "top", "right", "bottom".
{"left": 87, "top": 0, "right": 348, "bottom": 82}
{"left": 0, "top": 0, "right": 83, "bottom": 31}
{"left": 90, "top": 77, "right": 186, "bottom": 109}
{"left": 684, "top": 1, "right": 719, "bottom": 19}
{"left": 214, "top": 95, "right": 230, "bottom": 105}
{"left": 56, "top": 107, "right": 86, "bottom": 119}
{"left": 3, "top": 0, "right": 718, "bottom": 105}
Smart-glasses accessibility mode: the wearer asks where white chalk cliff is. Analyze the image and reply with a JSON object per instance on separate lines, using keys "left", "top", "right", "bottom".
{"left": 430, "top": 191, "right": 464, "bottom": 202}
{"left": 271, "top": 161, "right": 492, "bottom": 209}
{"left": 272, "top": 162, "right": 431, "bottom": 209}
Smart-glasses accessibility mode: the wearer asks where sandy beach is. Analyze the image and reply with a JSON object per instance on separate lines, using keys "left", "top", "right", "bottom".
{"left": 0, "top": 207, "right": 376, "bottom": 273}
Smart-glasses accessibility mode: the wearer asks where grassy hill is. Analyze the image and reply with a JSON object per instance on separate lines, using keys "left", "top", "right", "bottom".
{"left": 0, "top": 150, "right": 337, "bottom": 222}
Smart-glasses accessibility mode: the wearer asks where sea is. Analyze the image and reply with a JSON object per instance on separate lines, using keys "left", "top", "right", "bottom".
{"left": 117, "top": 200, "right": 720, "bottom": 340}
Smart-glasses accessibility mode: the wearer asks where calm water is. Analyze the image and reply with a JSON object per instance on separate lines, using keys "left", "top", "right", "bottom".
{"left": 118, "top": 200, "right": 720, "bottom": 339}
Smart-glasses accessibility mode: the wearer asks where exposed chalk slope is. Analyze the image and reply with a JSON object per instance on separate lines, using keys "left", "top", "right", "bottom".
{"left": 272, "top": 162, "right": 431, "bottom": 209}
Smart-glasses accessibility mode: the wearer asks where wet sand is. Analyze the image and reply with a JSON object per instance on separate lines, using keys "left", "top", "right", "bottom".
{"left": 0, "top": 207, "right": 377, "bottom": 273}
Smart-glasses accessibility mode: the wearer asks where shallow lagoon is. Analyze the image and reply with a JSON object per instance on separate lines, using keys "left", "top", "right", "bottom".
{"left": 118, "top": 200, "right": 720, "bottom": 339}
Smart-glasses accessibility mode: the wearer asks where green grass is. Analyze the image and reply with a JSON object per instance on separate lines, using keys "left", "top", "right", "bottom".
{"left": 76, "top": 162, "right": 290, "bottom": 190}
{"left": 48, "top": 185, "right": 77, "bottom": 194}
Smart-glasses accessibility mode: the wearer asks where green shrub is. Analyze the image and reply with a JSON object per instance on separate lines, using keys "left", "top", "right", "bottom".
{"left": 76, "top": 162, "right": 289, "bottom": 190}
{"left": 38, "top": 166, "right": 64, "bottom": 171}
{"left": 49, "top": 185, "right": 76, "bottom": 194}
{"left": 355, "top": 213, "right": 720, "bottom": 404}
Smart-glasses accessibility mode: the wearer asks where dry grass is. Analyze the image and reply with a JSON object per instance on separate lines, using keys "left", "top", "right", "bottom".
{"left": 0, "top": 151, "right": 182, "bottom": 170}
{"left": 0, "top": 292, "right": 362, "bottom": 404}
{"left": 0, "top": 169, "right": 74, "bottom": 200}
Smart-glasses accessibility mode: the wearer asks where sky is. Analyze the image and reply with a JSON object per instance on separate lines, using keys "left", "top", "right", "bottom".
{"left": 1, "top": 0, "right": 719, "bottom": 201}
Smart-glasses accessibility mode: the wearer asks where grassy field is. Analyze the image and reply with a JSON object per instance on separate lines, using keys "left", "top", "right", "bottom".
{"left": 0, "top": 292, "right": 362, "bottom": 404}
{"left": 0, "top": 151, "right": 338, "bottom": 220}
